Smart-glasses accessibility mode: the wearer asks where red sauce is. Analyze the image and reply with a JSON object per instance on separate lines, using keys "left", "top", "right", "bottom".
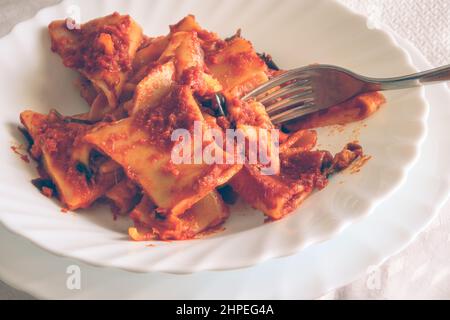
{"left": 10, "top": 145, "right": 30, "bottom": 163}
{"left": 31, "top": 112, "right": 94, "bottom": 198}
{"left": 41, "top": 186, "right": 54, "bottom": 198}
{"left": 227, "top": 98, "right": 271, "bottom": 128}
{"left": 58, "top": 13, "right": 132, "bottom": 74}
{"left": 332, "top": 142, "right": 364, "bottom": 172}
{"left": 133, "top": 86, "right": 201, "bottom": 150}
{"left": 350, "top": 155, "right": 372, "bottom": 174}
{"left": 281, "top": 150, "right": 332, "bottom": 189}
{"left": 194, "top": 226, "right": 226, "bottom": 239}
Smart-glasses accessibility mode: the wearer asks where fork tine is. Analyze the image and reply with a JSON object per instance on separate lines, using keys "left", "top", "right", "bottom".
{"left": 270, "top": 102, "right": 317, "bottom": 124}
{"left": 266, "top": 90, "right": 314, "bottom": 114}
{"left": 243, "top": 71, "right": 310, "bottom": 100}
{"left": 258, "top": 79, "right": 311, "bottom": 104}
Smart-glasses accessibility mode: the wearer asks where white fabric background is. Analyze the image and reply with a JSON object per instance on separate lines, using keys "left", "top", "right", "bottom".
{"left": 339, "top": 0, "right": 450, "bottom": 67}
{"left": 0, "top": 0, "right": 449, "bottom": 300}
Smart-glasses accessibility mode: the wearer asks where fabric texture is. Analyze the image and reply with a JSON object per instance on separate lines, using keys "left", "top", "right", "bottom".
{"left": 338, "top": 0, "right": 450, "bottom": 67}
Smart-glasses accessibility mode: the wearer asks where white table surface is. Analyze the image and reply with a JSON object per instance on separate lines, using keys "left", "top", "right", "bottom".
{"left": 0, "top": 0, "right": 449, "bottom": 300}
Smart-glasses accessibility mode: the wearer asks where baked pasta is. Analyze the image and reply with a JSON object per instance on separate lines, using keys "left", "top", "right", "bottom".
{"left": 18, "top": 13, "right": 385, "bottom": 240}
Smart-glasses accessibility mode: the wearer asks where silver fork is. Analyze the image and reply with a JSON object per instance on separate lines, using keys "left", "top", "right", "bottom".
{"left": 243, "top": 64, "right": 450, "bottom": 124}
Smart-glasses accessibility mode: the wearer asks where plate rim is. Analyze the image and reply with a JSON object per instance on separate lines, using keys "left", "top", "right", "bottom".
{"left": 1, "top": 12, "right": 449, "bottom": 301}
{"left": 0, "top": 0, "right": 429, "bottom": 274}
{"left": 0, "top": 37, "right": 447, "bottom": 297}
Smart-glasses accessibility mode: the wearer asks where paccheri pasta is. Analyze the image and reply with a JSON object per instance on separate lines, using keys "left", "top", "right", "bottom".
{"left": 19, "top": 13, "right": 385, "bottom": 240}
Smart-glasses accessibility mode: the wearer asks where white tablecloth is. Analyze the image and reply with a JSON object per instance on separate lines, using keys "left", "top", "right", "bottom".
{"left": 0, "top": 0, "right": 449, "bottom": 300}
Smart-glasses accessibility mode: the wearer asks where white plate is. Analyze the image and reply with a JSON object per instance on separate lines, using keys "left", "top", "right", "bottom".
{"left": 0, "top": 0, "right": 427, "bottom": 273}
{"left": 0, "top": 33, "right": 448, "bottom": 300}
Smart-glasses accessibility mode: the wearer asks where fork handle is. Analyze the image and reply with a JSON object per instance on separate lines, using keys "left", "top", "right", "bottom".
{"left": 363, "top": 64, "right": 450, "bottom": 91}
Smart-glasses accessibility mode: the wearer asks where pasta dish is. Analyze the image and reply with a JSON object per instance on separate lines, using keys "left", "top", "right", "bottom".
{"left": 18, "top": 13, "right": 385, "bottom": 241}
